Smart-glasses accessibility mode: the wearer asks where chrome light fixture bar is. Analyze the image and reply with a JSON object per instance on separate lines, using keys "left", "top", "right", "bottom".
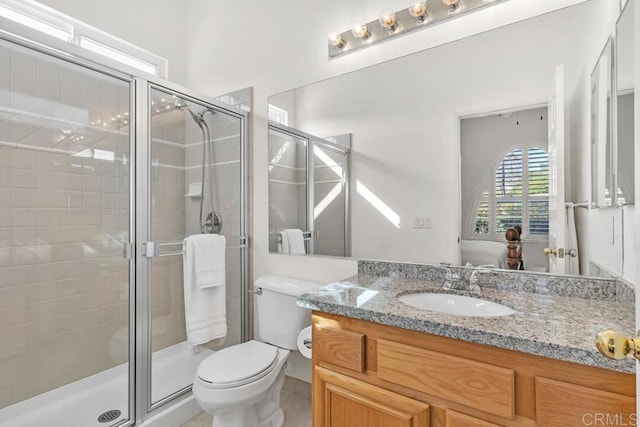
{"left": 328, "top": 0, "right": 509, "bottom": 59}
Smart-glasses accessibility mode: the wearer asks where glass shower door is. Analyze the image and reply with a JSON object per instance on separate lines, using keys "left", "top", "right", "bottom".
{"left": 144, "top": 85, "right": 246, "bottom": 408}
{"left": 267, "top": 126, "right": 309, "bottom": 253}
{"left": 0, "top": 39, "right": 134, "bottom": 426}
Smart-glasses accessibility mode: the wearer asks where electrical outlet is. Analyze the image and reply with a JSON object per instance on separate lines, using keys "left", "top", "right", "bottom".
{"left": 413, "top": 216, "right": 431, "bottom": 229}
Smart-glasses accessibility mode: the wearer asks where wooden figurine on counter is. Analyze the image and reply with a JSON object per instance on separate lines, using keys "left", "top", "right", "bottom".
{"left": 505, "top": 225, "right": 524, "bottom": 270}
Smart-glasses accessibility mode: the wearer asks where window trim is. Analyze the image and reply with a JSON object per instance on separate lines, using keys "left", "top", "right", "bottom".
{"left": 0, "top": 0, "right": 167, "bottom": 78}
{"left": 473, "top": 142, "right": 549, "bottom": 243}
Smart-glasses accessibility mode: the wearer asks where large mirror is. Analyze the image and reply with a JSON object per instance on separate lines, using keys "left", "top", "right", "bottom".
{"left": 616, "top": 0, "right": 635, "bottom": 206}
{"left": 268, "top": 0, "right": 635, "bottom": 279}
{"left": 591, "top": 38, "right": 614, "bottom": 208}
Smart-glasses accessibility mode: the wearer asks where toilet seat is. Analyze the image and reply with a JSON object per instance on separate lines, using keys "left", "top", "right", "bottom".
{"left": 196, "top": 340, "right": 279, "bottom": 389}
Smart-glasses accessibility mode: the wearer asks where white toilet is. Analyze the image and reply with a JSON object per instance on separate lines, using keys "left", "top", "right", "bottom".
{"left": 192, "top": 275, "right": 321, "bottom": 427}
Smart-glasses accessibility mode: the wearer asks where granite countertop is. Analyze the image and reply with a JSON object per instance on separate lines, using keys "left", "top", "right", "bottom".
{"left": 297, "top": 273, "right": 635, "bottom": 374}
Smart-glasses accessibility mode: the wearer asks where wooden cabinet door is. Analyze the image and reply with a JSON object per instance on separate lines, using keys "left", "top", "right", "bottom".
{"left": 314, "top": 366, "right": 430, "bottom": 427}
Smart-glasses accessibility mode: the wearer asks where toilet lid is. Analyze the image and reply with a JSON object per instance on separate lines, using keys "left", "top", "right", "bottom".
{"left": 197, "top": 341, "right": 279, "bottom": 389}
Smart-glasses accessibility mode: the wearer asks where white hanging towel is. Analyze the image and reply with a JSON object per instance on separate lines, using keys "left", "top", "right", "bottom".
{"left": 278, "top": 230, "right": 290, "bottom": 253}
{"left": 183, "top": 234, "right": 227, "bottom": 346}
{"left": 283, "top": 229, "right": 306, "bottom": 254}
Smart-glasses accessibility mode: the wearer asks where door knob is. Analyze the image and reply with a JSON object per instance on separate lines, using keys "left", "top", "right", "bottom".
{"left": 595, "top": 330, "right": 640, "bottom": 360}
{"left": 543, "top": 247, "right": 557, "bottom": 256}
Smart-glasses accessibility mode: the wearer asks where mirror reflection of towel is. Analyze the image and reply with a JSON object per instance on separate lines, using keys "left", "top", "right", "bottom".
{"left": 279, "top": 229, "right": 306, "bottom": 254}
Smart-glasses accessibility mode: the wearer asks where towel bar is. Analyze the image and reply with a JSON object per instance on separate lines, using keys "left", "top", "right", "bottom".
{"left": 143, "top": 236, "right": 247, "bottom": 258}
{"left": 269, "top": 230, "right": 313, "bottom": 243}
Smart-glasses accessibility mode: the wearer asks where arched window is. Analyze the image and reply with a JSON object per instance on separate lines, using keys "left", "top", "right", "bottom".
{"left": 474, "top": 146, "right": 549, "bottom": 240}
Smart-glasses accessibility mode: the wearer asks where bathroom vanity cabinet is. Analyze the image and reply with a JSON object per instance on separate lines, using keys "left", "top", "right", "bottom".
{"left": 311, "top": 312, "right": 635, "bottom": 427}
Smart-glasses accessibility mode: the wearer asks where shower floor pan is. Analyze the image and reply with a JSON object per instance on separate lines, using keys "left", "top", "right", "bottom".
{"left": 0, "top": 341, "right": 212, "bottom": 427}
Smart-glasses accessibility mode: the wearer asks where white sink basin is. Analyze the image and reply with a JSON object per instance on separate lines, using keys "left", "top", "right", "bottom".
{"left": 398, "top": 293, "right": 515, "bottom": 317}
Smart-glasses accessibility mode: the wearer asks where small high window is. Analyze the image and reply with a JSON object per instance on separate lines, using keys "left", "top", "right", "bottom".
{"left": 0, "top": 0, "right": 168, "bottom": 77}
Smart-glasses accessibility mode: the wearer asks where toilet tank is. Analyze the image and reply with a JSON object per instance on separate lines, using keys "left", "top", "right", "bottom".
{"left": 254, "top": 275, "right": 322, "bottom": 350}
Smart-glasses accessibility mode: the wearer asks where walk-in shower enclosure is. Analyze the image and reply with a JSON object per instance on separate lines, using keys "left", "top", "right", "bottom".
{"left": 0, "top": 33, "right": 248, "bottom": 426}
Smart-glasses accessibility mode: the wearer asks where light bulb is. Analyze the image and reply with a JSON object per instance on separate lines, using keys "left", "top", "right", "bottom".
{"left": 442, "top": 0, "right": 464, "bottom": 13}
{"left": 328, "top": 31, "right": 346, "bottom": 49}
{"left": 351, "top": 20, "right": 371, "bottom": 41}
{"left": 378, "top": 10, "right": 398, "bottom": 33}
{"left": 408, "top": 1, "right": 429, "bottom": 23}
{"left": 408, "top": 1, "right": 427, "bottom": 17}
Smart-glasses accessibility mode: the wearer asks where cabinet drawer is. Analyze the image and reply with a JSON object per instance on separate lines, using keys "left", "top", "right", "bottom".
{"left": 536, "top": 377, "right": 636, "bottom": 427}
{"left": 446, "top": 410, "right": 503, "bottom": 427}
{"left": 314, "top": 324, "right": 365, "bottom": 373}
{"left": 377, "top": 339, "right": 514, "bottom": 419}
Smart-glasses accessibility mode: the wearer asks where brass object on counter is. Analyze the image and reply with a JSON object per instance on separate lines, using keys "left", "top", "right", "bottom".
{"left": 596, "top": 330, "right": 640, "bottom": 360}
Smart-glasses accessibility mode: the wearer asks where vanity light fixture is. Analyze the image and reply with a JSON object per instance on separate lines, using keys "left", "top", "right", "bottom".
{"left": 328, "top": 0, "right": 510, "bottom": 59}
{"left": 379, "top": 10, "right": 399, "bottom": 34}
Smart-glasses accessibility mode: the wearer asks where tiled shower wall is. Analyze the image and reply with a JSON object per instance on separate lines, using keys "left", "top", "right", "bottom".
{"left": 0, "top": 44, "right": 132, "bottom": 407}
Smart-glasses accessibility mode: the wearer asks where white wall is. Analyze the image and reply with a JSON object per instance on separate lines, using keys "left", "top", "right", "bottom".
{"left": 184, "top": 0, "right": 589, "bottom": 284}
{"left": 37, "top": 0, "right": 188, "bottom": 85}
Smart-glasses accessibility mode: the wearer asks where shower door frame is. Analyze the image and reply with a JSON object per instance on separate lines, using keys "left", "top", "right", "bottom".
{"left": 135, "top": 78, "right": 249, "bottom": 422}
{"left": 0, "top": 30, "right": 139, "bottom": 427}
{"left": 0, "top": 29, "right": 249, "bottom": 426}
{"left": 268, "top": 122, "right": 351, "bottom": 256}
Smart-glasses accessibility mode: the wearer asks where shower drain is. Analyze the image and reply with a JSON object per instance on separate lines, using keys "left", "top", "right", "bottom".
{"left": 97, "top": 409, "right": 122, "bottom": 423}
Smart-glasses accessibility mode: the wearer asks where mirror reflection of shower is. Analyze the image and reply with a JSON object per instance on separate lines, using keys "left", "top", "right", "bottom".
{"left": 176, "top": 101, "right": 222, "bottom": 234}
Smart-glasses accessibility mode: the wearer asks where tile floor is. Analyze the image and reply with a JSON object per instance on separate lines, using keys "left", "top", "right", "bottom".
{"left": 181, "top": 376, "right": 311, "bottom": 427}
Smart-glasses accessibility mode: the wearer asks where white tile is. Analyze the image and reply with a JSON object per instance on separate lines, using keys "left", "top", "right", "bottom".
{"left": 37, "top": 152, "right": 63, "bottom": 172}
{"left": 11, "top": 169, "right": 37, "bottom": 189}
{"left": 0, "top": 147, "right": 12, "bottom": 168}
{"left": 38, "top": 190, "right": 63, "bottom": 208}
{"left": 0, "top": 188, "right": 10, "bottom": 207}
{"left": 11, "top": 208, "right": 36, "bottom": 227}
{"left": 38, "top": 171, "right": 63, "bottom": 191}
{"left": 60, "top": 208, "right": 82, "bottom": 226}
{"left": 12, "top": 227, "right": 37, "bottom": 246}
{"left": 57, "top": 226, "right": 82, "bottom": 243}
{"left": 11, "top": 189, "right": 36, "bottom": 208}
{"left": 0, "top": 48, "right": 10, "bottom": 108}
{"left": 38, "top": 208, "right": 62, "bottom": 226}
{"left": 82, "top": 175, "right": 101, "bottom": 192}
{"left": 0, "top": 167, "right": 10, "bottom": 187}
{"left": 10, "top": 51, "right": 37, "bottom": 113}
{"left": 83, "top": 75, "right": 102, "bottom": 126}
{"left": 12, "top": 245, "right": 40, "bottom": 265}
{"left": 12, "top": 150, "right": 37, "bottom": 170}
{"left": 37, "top": 226, "right": 61, "bottom": 245}
{"left": 59, "top": 67, "right": 86, "bottom": 123}
{"left": 62, "top": 191, "right": 82, "bottom": 209}
{"left": 82, "top": 192, "right": 102, "bottom": 209}
{"left": 0, "top": 228, "right": 10, "bottom": 247}
{"left": 36, "top": 59, "right": 61, "bottom": 117}
{"left": 63, "top": 173, "right": 83, "bottom": 191}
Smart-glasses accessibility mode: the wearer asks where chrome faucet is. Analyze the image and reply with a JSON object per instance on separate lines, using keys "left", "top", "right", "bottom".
{"left": 441, "top": 266, "right": 464, "bottom": 290}
{"left": 467, "top": 268, "right": 492, "bottom": 292}
{"left": 441, "top": 266, "right": 488, "bottom": 292}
